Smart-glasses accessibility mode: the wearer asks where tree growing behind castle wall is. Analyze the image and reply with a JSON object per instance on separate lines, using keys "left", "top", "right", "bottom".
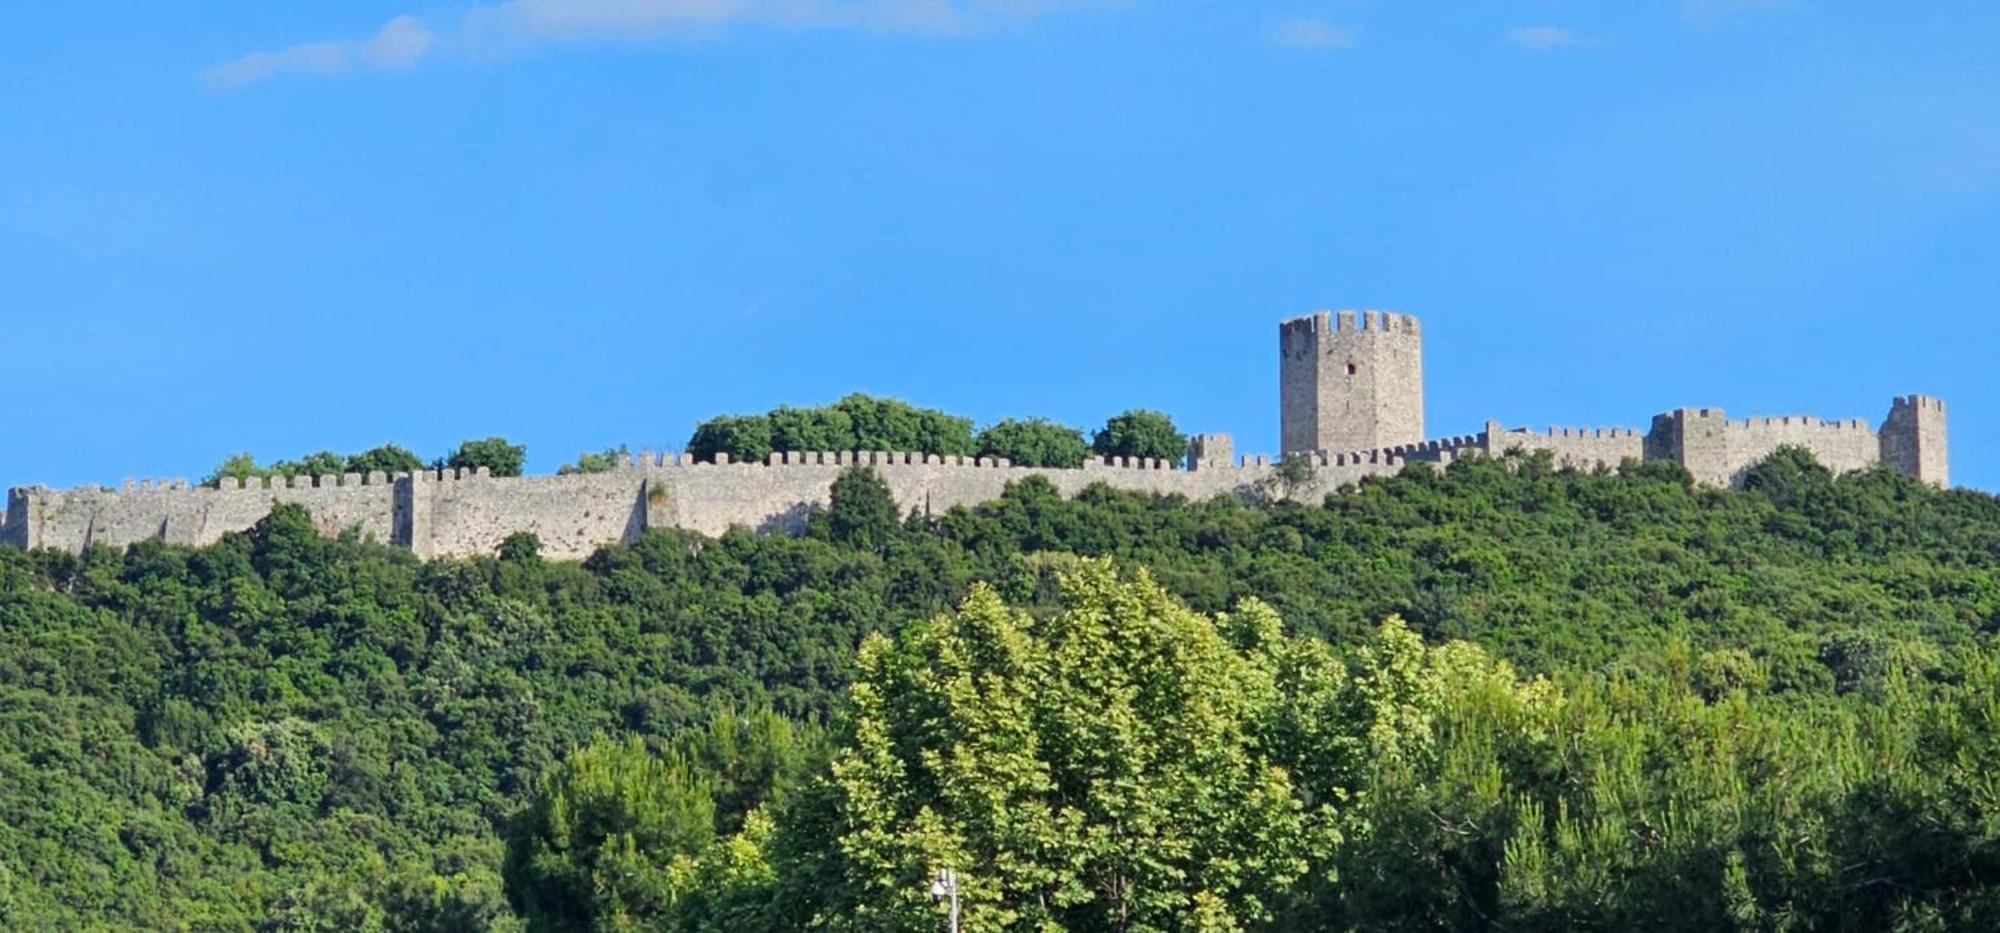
{"left": 1093, "top": 409, "right": 1190, "bottom": 467}
{"left": 201, "top": 444, "right": 424, "bottom": 488}
{"left": 449, "top": 438, "right": 528, "bottom": 478}
{"left": 684, "top": 394, "right": 974, "bottom": 464}
{"left": 344, "top": 444, "right": 425, "bottom": 477}
{"left": 559, "top": 446, "right": 632, "bottom": 476}
{"left": 974, "top": 418, "right": 1091, "bottom": 468}
{"left": 687, "top": 416, "right": 775, "bottom": 465}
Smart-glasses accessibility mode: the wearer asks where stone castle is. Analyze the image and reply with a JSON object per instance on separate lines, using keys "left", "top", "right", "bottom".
{"left": 2, "top": 312, "right": 1949, "bottom": 560}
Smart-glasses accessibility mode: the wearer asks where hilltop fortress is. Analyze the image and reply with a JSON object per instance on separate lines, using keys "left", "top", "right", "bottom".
{"left": 3, "top": 312, "right": 1949, "bottom": 560}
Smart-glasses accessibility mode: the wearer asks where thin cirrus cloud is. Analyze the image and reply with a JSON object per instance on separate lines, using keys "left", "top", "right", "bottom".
{"left": 200, "top": 0, "right": 1112, "bottom": 88}
{"left": 199, "top": 16, "right": 437, "bottom": 89}
{"left": 1265, "top": 17, "right": 1358, "bottom": 51}
{"left": 1504, "top": 25, "right": 1593, "bottom": 51}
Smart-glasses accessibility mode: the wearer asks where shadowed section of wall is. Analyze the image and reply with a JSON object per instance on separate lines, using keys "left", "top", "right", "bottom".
{"left": 1, "top": 488, "right": 30, "bottom": 550}
{"left": 1882, "top": 396, "right": 1950, "bottom": 488}
{"left": 27, "top": 473, "right": 399, "bottom": 555}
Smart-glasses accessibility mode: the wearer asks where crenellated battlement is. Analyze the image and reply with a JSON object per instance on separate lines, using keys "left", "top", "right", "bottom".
{"left": 1280, "top": 312, "right": 1330, "bottom": 339}
{"left": 1280, "top": 309, "right": 1422, "bottom": 340}
{"left": 1493, "top": 426, "right": 1644, "bottom": 440}
{"left": 1723, "top": 416, "right": 1873, "bottom": 433}
{"left": 1379, "top": 435, "right": 1485, "bottom": 459}
{"left": 3, "top": 439, "right": 1434, "bottom": 559}
{"left": 3, "top": 313, "right": 1950, "bottom": 559}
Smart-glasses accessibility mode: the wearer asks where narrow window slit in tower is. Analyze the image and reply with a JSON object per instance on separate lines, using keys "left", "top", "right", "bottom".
{"left": 1346, "top": 363, "right": 1359, "bottom": 376}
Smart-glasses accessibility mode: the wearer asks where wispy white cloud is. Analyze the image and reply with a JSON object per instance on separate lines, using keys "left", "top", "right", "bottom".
{"left": 1504, "top": 25, "right": 1592, "bottom": 52}
{"left": 200, "top": 16, "right": 436, "bottom": 89}
{"left": 1265, "top": 18, "right": 1358, "bottom": 51}
{"left": 202, "top": 1, "right": 1113, "bottom": 87}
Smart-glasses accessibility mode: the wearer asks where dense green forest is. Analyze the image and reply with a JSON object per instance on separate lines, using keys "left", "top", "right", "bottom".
{"left": 6, "top": 449, "right": 2000, "bottom": 929}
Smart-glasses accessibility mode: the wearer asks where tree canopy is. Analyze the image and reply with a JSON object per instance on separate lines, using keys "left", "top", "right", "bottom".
{"left": 685, "top": 394, "right": 975, "bottom": 464}
{"left": 10, "top": 448, "right": 2000, "bottom": 928}
{"left": 558, "top": 446, "right": 630, "bottom": 476}
{"left": 202, "top": 444, "right": 426, "bottom": 486}
{"left": 450, "top": 437, "right": 530, "bottom": 477}
{"left": 1092, "top": 409, "right": 1189, "bottom": 466}
{"left": 775, "top": 562, "right": 1330, "bottom": 930}
{"left": 974, "top": 417, "right": 1091, "bottom": 468}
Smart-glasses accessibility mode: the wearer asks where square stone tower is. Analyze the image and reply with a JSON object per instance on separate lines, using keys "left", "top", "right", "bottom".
{"left": 1280, "top": 310, "right": 1425, "bottom": 455}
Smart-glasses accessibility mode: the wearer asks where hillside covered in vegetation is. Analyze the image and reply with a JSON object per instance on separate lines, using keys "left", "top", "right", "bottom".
{"left": 4, "top": 450, "right": 2000, "bottom": 930}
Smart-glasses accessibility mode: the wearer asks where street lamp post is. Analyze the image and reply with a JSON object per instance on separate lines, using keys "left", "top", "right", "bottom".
{"left": 929, "top": 868, "right": 960, "bottom": 933}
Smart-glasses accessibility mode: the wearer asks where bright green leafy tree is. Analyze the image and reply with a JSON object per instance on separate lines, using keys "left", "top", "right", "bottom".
{"left": 774, "top": 561, "right": 1328, "bottom": 931}
{"left": 503, "top": 737, "right": 718, "bottom": 931}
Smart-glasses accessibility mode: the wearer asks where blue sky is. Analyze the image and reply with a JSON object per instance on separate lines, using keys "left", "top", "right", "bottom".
{"left": 4, "top": 1, "right": 1997, "bottom": 488}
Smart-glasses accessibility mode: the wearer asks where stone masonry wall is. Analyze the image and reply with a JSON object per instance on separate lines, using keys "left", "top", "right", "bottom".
{"left": 1646, "top": 408, "right": 1898, "bottom": 487}
{"left": 419, "top": 469, "right": 644, "bottom": 560}
{"left": 1882, "top": 396, "right": 1950, "bottom": 487}
{"left": 3, "top": 447, "right": 1419, "bottom": 561}
{"left": 1482, "top": 423, "right": 1647, "bottom": 471}
{"left": 1, "top": 489, "right": 30, "bottom": 550}
{"left": 1722, "top": 415, "right": 1880, "bottom": 483}
{"left": 26, "top": 474, "right": 398, "bottom": 554}
{"left": 1278, "top": 316, "right": 1324, "bottom": 456}
{"left": 655, "top": 450, "right": 1405, "bottom": 542}
{"left": 0, "top": 392, "right": 1951, "bottom": 562}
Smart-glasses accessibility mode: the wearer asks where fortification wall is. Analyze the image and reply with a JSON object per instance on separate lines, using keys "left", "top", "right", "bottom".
{"left": 5, "top": 449, "right": 1420, "bottom": 560}
{"left": 1474, "top": 410, "right": 1905, "bottom": 487}
{"left": 1279, "top": 316, "right": 1324, "bottom": 457}
{"left": 1189, "top": 434, "right": 1236, "bottom": 470}
{"left": 1, "top": 396, "right": 1947, "bottom": 559}
{"left": 1648, "top": 407, "right": 1894, "bottom": 486}
{"left": 22, "top": 474, "right": 399, "bottom": 553}
{"left": 1882, "top": 396, "right": 1949, "bottom": 487}
{"left": 1, "top": 489, "right": 29, "bottom": 550}
{"left": 1720, "top": 415, "right": 1880, "bottom": 483}
{"left": 654, "top": 449, "right": 1404, "bottom": 539}
{"left": 418, "top": 469, "right": 647, "bottom": 561}
{"left": 1480, "top": 423, "right": 1646, "bottom": 472}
